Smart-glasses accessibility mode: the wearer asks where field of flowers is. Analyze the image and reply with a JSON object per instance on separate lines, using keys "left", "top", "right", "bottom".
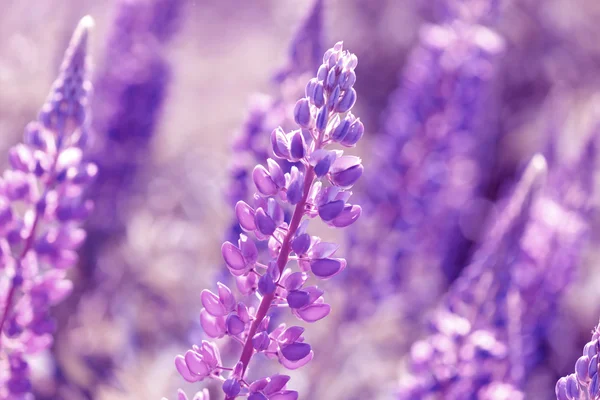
{"left": 1, "top": 0, "right": 600, "bottom": 399}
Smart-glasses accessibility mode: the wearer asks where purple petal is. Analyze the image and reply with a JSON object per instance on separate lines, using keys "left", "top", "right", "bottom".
{"left": 287, "top": 290, "right": 310, "bottom": 309}
{"left": 289, "top": 130, "right": 306, "bottom": 161}
{"left": 293, "top": 98, "right": 312, "bottom": 129}
{"left": 334, "top": 87, "right": 357, "bottom": 113}
{"left": 310, "top": 82, "right": 324, "bottom": 107}
{"left": 249, "top": 378, "right": 270, "bottom": 393}
{"left": 309, "top": 242, "right": 339, "bottom": 258}
{"left": 199, "top": 340, "right": 221, "bottom": 367}
{"left": 287, "top": 174, "right": 304, "bottom": 205}
{"left": 304, "top": 286, "right": 325, "bottom": 303}
{"left": 566, "top": 374, "right": 580, "bottom": 399}
{"left": 239, "top": 234, "right": 258, "bottom": 265}
{"left": 237, "top": 302, "right": 251, "bottom": 323}
{"left": 200, "top": 309, "right": 226, "bottom": 338}
{"left": 331, "top": 204, "right": 361, "bottom": 227}
{"left": 175, "top": 355, "right": 201, "bottom": 383}
{"left": 258, "top": 273, "right": 276, "bottom": 295}
{"left": 271, "top": 127, "right": 290, "bottom": 159}
{"left": 252, "top": 331, "right": 270, "bottom": 352}
{"left": 330, "top": 118, "right": 350, "bottom": 142}
{"left": 339, "top": 70, "right": 356, "bottom": 90}
{"left": 253, "top": 165, "right": 279, "bottom": 196}
{"left": 270, "top": 391, "right": 299, "bottom": 400}
{"left": 291, "top": 233, "right": 311, "bottom": 255}
{"left": 264, "top": 374, "right": 291, "bottom": 395}
{"left": 318, "top": 200, "right": 345, "bottom": 221}
{"left": 235, "top": 201, "right": 256, "bottom": 231}
{"left": 184, "top": 350, "right": 210, "bottom": 378}
{"left": 279, "top": 350, "right": 314, "bottom": 370}
{"left": 201, "top": 290, "right": 227, "bottom": 317}
{"left": 340, "top": 118, "right": 364, "bottom": 147}
{"left": 315, "top": 106, "right": 328, "bottom": 132}
{"left": 327, "top": 86, "right": 340, "bottom": 109}
{"left": 280, "top": 326, "right": 305, "bottom": 344}
{"left": 267, "top": 159, "right": 286, "bottom": 188}
{"left": 222, "top": 242, "right": 247, "bottom": 275}
{"left": 255, "top": 208, "right": 277, "bottom": 236}
{"left": 281, "top": 342, "right": 311, "bottom": 362}
{"left": 296, "top": 303, "right": 330, "bottom": 322}
{"left": 217, "top": 282, "right": 236, "bottom": 311}
{"left": 284, "top": 272, "right": 308, "bottom": 291}
{"left": 222, "top": 378, "right": 241, "bottom": 398}
{"left": 226, "top": 314, "right": 246, "bottom": 335}
{"left": 310, "top": 257, "right": 345, "bottom": 279}
{"left": 575, "top": 356, "right": 590, "bottom": 384}
{"left": 248, "top": 393, "right": 268, "bottom": 400}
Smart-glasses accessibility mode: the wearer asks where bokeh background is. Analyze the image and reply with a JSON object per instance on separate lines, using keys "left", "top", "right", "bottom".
{"left": 1, "top": 0, "right": 600, "bottom": 399}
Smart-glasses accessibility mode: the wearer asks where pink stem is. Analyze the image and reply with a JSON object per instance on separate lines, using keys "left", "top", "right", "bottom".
{"left": 227, "top": 166, "right": 316, "bottom": 397}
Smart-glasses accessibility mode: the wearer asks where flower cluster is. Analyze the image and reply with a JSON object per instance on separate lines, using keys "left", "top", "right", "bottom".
{"left": 173, "top": 41, "right": 363, "bottom": 399}
{"left": 556, "top": 322, "right": 600, "bottom": 400}
{"left": 397, "top": 154, "right": 546, "bottom": 399}
{"left": 41, "top": 0, "right": 186, "bottom": 397}
{"left": 225, "top": 0, "right": 323, "bottom": 244}
{"left": 345, "top": 18, "right": 505, "bottom": 322}
{"left": 398, "top": 120, "right": 598, "bottom": 399}
{"left": 0, "top": 16, "right": 95, "bottom": 398}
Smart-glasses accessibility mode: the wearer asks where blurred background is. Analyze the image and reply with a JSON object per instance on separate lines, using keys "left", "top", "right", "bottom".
{"left": 1, "top": 0, "right": 600, "bottom": 399}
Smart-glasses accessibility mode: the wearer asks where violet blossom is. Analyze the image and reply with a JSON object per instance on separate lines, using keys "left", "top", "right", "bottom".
{"left": 556, "top": 321, "right": 600, "bottom": 400}
{"left": 40, "top": 0, "right": 186, "bottom": 397}
{"left": 0, "top": 16, "right": 95, "bottom": 398}
{"left": 173, "top": 41, "right": 363, "bottom": 399}
{"left": 226, "top": 0, "right": 323, "bottom": 244}
{"left": 398, "top": 128, "right": 598, "bottom": 398}
{"left": 397, "top": 154, "right": 547, "bottom": 399}
{"left": 345, "top": 17, "right": 505, "bottom": 321}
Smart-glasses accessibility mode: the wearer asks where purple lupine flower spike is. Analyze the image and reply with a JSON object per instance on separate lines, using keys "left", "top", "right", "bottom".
{"left": 557, "top": 322, "right": 600, "bottom": 400}
{"left": 173, "top": 42, "right": 363, "bottom": 399}
{"left": 397, "top": 154, "right": 547, "bottom": 399}
{"left": 226, "top": 0, "right": 324, "bottom": 246}
{"left": 0, "top": 16, "right": 95, "bottom": 397}
{"left": 43, "top": 0, "right": 185, "bottom": 397}
{"left": 345, "top": 16, "right": 505, "bottom": 322}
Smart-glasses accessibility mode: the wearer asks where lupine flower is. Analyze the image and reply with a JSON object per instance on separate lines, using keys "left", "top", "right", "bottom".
{"left": 0, "top": 16, "right": 95, "bottom": 398}
{"left": 512, "top": 133, "right": 597, "bottom": 388}
{"left": 557, "top": 322, "right": 600, "bottom": 400}
{"left": 173, "top": 41, "right": 363, "bottom": 399}
{"left": 225, "top": 0, "right": 323, "bottom": 244}
{"left": 41, "top": 0, "right": 185, "bottom": 397}
{"left": 398, "top": 123, "right": 598, "bottom": 398}
{"left": 397, "top": 154, "right": 547, "bottom": 399}
{"left": 344, "top": 16, "right": 505, "bottom": 323}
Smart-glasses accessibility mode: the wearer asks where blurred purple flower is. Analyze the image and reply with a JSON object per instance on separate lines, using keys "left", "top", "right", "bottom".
{"left": 41, "top": 0, "right": 185, "bottom": 397}
{"left": 556, "top": 322, "right": 600, "bottom": 400}
{"left": 0, "top": 16, "right": 95, "bottom": 398}
{"left": 174, "top": 41, "right": 363, "bottom": 399}
{"left": 397, "top": 154, "right": 547, "bottom": 399}
{"left": 345, "top": 19, "right": 505, "bottom": 320}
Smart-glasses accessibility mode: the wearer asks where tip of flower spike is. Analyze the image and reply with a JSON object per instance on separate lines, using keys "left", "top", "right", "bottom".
{"left": 483, "top": 153, "right": 546, "bottom": 244}
{"left": 524, "top": 153, "right": 548, "bottom": 186}
{"left": 61, "top": 15, "right": 93, "bottom": 70}
{"left": 40, "top": 15, "right": 94, "bottom": 133}
{"left": 79, "top": 15, "right": 95, "bottom": 30}
{"left": 529, "top": 153, "right": 548, "bottom": 175}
